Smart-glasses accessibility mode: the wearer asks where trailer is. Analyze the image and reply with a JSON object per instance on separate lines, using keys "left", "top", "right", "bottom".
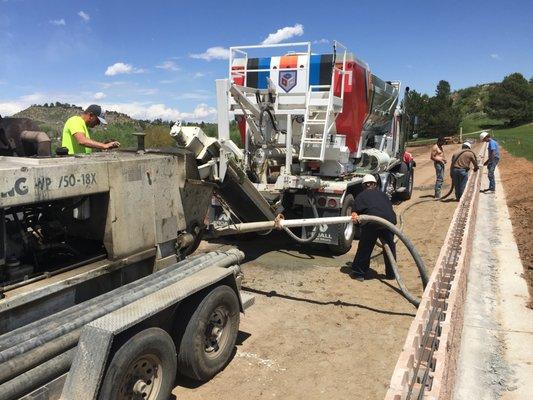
{"left": 0, "top": 149, "right": 254, "bottom": 400}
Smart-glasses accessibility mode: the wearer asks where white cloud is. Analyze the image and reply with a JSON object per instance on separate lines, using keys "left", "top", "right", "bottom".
{"left": 313, "top": 38, "right": 329, "bottom": 44}
{"left": 105, "top": 62, "right": 146, "bottom": 76}
{"left": 100, "top": 102, "right": 216, "bottom": 122}
{"left": 93, "top": 92, "right": 106, "bottom": 100}
{"left": 261, "top": 23, "right": 304, "bottom": 45}
{"left": 490, "top": 53, "right": 501, "bottom": 60}
{"left": 0, "top": 102, "right": 25, "bottom": 116}
{"left": 193, "top": 72, "right": 205, "bottom": 79}
{"left": 20, "top": 92, "right": 46, "bottom": 103}
{"left": 97, "top": 81, "right": 128, "bottom": 89}
{"left": 138, "top": 88, "right": 158, "bottom": 95}
{"left": 190, "top": 46, "right": 230, "bottom": 61}
{"left": 177, "top": 91, "right": 212, "bottom": 100}
{"left": 49, "top": 18, "right": 66, "bottom": 26}
{"left": 156, "top": 60, "right": 180, "bottom": 71}
{"left": 0, "top": 93, "right": 45, "bottom": 116}
{"left": 78, "top": 11, "right": 90, "bottom": 22}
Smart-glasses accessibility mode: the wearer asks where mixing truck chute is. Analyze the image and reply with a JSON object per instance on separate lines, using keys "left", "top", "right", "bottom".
{"left": 174, "top": 41, "right": 415, "bottom": 254}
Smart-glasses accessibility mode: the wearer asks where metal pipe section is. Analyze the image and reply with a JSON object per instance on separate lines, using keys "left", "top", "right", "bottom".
{"left": 0, "top": 251, "right": 216, "bottom": 350}
{"left": 20, "top": 130, "right": 51, "bottom": 157}
{"left": 0, "top": 330, "right": 79, "bottom": 384}
{"left": 0, "top": 249, "right": 244, "bottom": 361}
{"left": 0, "top": 349, "right": 75, "bottom": 400}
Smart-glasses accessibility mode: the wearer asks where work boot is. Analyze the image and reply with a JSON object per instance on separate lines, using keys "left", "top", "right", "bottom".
{"left": 349, "top": 265, "right": 367, "bottom": 281}
{"left": 385, "top": 267, "right": 395, "bottom": 280}
{"left": 349, "top": 271, "right": 365, "bottom": 282}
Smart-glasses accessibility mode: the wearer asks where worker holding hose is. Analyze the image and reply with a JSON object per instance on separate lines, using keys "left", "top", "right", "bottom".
{"left": 450, "top": 142, "right": 478, "bottom": 200}
{"left": 349, "top": 175, "right": 397, "bottom": 282}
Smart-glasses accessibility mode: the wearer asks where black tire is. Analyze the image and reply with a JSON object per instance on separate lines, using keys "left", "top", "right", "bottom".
{"left": 398, "top": 167, "right": 414, "bottom": 201}
{"left": 99, "top": 327, "right": 177, "bottom": 400}
{"left": 328, "top": 194, "right": 355, "bottom": 255}
{"left": 177, "top": 285, "right": 240, "bottom": 381}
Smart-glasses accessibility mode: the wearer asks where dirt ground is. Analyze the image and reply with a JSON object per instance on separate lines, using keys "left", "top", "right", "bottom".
{"left": 497, "top": 148, "right": 533, "bottom": 305}
{"left": 173, "top": 144, "right": 471, "bottom": 400}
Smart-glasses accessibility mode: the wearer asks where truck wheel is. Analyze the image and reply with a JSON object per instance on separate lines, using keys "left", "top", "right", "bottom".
{"left": 398, "top": 167, "right": 414, "bottom": 201}
{"left": 178, "top": 285, "right": 240, "bottom": 381}
{"left": 328, "top": 194, "right": 355, "bottom": 255}
{"left": 99, "top": 327, "right": 177, "bottom": 400}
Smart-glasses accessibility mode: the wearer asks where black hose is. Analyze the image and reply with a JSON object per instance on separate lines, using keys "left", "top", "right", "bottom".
{"left": 0, "top": 250, "right": 243, "bottom": 360}
{"left": 382, "top": 242, "right": 421, "bottom": 307}
{"left": 0, "top": 348, "right": 75, "bottom": 400}
{"left": 358, "top": 215, "right": 429, "bottom": 289}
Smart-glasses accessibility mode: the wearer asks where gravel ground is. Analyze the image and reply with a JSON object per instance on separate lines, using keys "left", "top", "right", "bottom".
{"left": 173, "top": 144, "right": 472, "bottom": 399}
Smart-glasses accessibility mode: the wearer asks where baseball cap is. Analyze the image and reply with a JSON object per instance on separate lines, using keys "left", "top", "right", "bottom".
{"left": 85, "top": 104, "right": 107, "bottom": 125}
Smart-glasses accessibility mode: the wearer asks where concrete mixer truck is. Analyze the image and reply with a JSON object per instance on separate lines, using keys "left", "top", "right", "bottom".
{"left": 172, "top": 41, "right": 415, "bottom": 255}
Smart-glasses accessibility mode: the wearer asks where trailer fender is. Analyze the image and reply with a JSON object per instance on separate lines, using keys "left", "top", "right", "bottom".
{"left": 60, "top": 265, "right": 244, "bottom": 400}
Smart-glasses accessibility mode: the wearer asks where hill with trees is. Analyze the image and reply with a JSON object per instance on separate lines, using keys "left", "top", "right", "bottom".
{"left": 405, "top": 72, "right": 533, "bottom": 138}
{"left": 12, "top": 104, "right": 242, "bottom": 149}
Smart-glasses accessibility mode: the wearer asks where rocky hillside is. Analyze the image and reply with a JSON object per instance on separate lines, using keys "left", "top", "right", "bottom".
{"left": 452, "top": 82, "right": 500, "bottom": 116}
{"left": 14, "top": 105, "right": 142, "bottom": 129}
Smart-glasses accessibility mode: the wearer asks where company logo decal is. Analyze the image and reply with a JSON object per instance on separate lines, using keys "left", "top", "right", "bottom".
{"left": 279, "top": 70, "right": 297, "bottom": 92}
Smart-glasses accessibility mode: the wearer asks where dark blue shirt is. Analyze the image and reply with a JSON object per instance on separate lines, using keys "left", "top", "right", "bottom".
{"left": 354, "top": 189, "right": 397, "bottom": 225}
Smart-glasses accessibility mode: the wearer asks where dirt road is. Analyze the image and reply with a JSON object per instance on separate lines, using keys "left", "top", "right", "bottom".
{"left": 173, "top": 143, "right": 473, "bottom": 399}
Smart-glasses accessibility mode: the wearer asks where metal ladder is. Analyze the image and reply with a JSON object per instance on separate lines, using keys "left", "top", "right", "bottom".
{"left": 299, "top": 41, "right": 347, "bottom": 162}
{"left": 298, "top": 85, "right": 336, "bottom": 161}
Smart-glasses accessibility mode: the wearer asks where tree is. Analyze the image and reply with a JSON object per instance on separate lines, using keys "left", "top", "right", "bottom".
{"left": 486, "top": 73, "right": 533, "bottom": 126}
{"left": 404, "top": 89, "right": 430, "bottom": 136}
{"left": 425, "top": 80, "right": 462, "bottom": 136}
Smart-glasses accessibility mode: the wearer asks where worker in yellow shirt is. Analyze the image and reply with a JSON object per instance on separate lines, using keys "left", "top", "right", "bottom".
{"left": 61, "top": 104, "right": 120, "bottom": 154}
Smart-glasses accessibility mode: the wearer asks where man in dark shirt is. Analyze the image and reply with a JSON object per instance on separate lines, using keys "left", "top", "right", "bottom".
{"left": 350, "top": 174, "right": 397, "bottom": 281}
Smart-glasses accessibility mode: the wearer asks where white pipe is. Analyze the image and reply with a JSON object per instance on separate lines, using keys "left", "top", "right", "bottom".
{"left": 285, "top": 114, "right": 292, "bottom": 172}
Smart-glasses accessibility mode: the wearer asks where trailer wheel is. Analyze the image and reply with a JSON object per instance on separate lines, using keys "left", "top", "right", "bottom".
{"left": 99, "top": 327, "right": 177, "bottom": 400}
{"left": 397, "top": 166, "right": 414, "bottom": 201}
{"left": 178, "top": 285, "right": 240, "bottom": 381}
{"left": 328, "top": 194, "right": 355, "bottom": 255}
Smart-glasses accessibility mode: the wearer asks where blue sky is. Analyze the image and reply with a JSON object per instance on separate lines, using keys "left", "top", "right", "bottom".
{"left": 1, "top": 0, "right": 531, "bottom": 121}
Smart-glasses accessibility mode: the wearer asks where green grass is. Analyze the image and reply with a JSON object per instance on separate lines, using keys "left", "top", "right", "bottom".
{"left": 491, "top": 124, "right": 533, "bottom": 161}
{"left": 461, "top": 112, "right": 505, "bottom": 133}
